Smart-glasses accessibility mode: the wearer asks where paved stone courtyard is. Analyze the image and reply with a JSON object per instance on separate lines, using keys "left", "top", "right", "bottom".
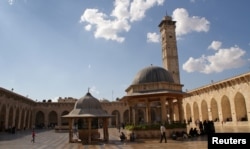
{"left": 0, "top": 128, "right": 209, "bottom": 149}
{"left": 2, "top": 126, "right": 250, "bottom": 149}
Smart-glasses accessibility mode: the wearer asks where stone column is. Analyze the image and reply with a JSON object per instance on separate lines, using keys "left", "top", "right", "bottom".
{"left": 129, "top": 105, "right": 136, "bottom": 125}
{"left": 88, "top": 118, "right": 92, "bottom": 143}
{"left": 160, "top": 97, "right": 167, "bottom": 123}
{"left": 129, "top": 106, "right": 132, "bottom": 124}
{"left": 17, "top": 108, "right": 22, "bottom": 130}
{"left": 12, "top": 108, "right": 16, "bottom": 127}
{"left": 68, "top": 118, "right": 73, "bottom": 143}
{"left": 103, "top": 118, "right": 109, "bottom": 142}
{"left": 23, "top": 110, "right": 27, "bottom": 129}
{"left": 207, "top": 107, "right": 212, "bottom": 121}
{"left": 27, "top": 109, "right": 32, "bottom": 129}
{"left": 145, "top": 100, "right": 150, "bottom": 123}
{"left": 178, "top": 99, "right": 184, "bottom": 122}
{"left": 168, "top": 99, "right": 174, "bottom": 123}
{"left": 132, "top": 107, "right": 136, "bottom": 125}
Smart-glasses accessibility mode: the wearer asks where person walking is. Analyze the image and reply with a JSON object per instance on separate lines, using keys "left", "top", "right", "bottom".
{"left": 160, "top": 124, "right": 167, "bottom": 143}
{"left": 31, "top": 129, "right": 35, "bottom": 143}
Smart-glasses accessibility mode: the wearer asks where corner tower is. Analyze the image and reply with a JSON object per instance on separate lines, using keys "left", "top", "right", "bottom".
{"left": 158, "top": 15, "right": 180, "bottom": 84}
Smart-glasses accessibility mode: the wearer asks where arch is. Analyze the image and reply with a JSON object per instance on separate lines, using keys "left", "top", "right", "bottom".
{"left": 210, "top": 98, "right": 219, "bottom": 122}
{"left": 193, "top": 102, "right": 199, "bottom": 122}
{"left": 111, "top": 110, "right": 120, "bottom": 127}
{"left": 20, "top": 109, "right": 25, "bottom": 130}
{"left": 61, "top": 111, "right": 69, "bottom": 126}
{"left": 48, "top": 111, "right": 58, "bottom": 128}
{"left": 0, "top": 104, "right": 6, "bottom": 131}
{"left": 234, "top": 92, "right": 248, "bottom": 121}
{"left": 201, "top": 100, "right": 208, "bottom": 121}
{"left": 35, "top": 111, "right": 45, "bottom": 129}
{"left": 221, "top": 95, "right": 232, "bottom": 122}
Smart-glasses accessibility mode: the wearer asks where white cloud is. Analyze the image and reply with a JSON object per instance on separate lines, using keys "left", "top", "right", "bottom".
{"left": 8, "top": 0, "right": 14, "bottom": 5}
{"left": 129, "top": 0, "right": 164, "bottom": 22}
{"left": 208, "top": 41, "right": 222, "bottom": 50}
{"left": 147, "top": 32, "right": 160, "bottom": 43}
{"left": 111, "top": 0, "right": 130, "bottom": 20}
{"left": 90, "top": 86, "right": 100, "bottom": 96}
{"left": 79, "top": 0, "right": 165, "bottom": 43}
{"left": 52, "top": 97, "right": 59, "bottom": 102}
{"left": 183, "top": 44, "right": 247, "bottom": 74}
{"left": 172, "top": 8, "right": 210, "bottom": 36}
{"left": 85, "top": 24, "right": 92, "bottom": 31}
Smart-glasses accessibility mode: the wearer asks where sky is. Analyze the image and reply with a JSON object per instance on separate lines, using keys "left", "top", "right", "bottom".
{"left": 1, "top": 0, "right": 250, "bottom": 102}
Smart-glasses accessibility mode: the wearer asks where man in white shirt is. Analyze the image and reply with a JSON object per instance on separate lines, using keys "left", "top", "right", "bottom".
{"left": 160, "top": 124, "right": 167, "bottom": 143}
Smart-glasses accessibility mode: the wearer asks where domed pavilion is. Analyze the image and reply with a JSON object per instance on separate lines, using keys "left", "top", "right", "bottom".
{"left": 121, "top": 65, "right": 186, "bottom": 125}
{"left": 63, "top": 91, "right": 113, "bottom": 144}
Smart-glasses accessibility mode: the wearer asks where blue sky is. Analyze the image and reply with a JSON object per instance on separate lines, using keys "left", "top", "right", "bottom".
{"left": 1, "top": 0, "right": 250, "bottom": 102}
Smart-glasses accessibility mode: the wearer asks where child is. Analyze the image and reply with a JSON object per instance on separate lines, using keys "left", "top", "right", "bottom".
{"left": 31, "top": 130, "right": 35, "bottom": 143}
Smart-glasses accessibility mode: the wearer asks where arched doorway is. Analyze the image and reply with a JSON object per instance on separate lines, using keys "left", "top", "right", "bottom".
{"left": 221, "top": 96, "right": 232, "bottom": 122}
{"left": 111, "top": 110, "right": 120, "bottom": 127}
{"left": 234, "top": 92, "right": 248, "bottom": 121}
{"left": 48, "top": 111, "right": 58, "bottom": 128}
{"left": 35, "top": 111, "right": 45, "bottom": 129}
{"left": 0, "top": 105, "right": 6, "bottom": 131}
{"left": 210, "top": 98, "right": 219, "bottom": 122}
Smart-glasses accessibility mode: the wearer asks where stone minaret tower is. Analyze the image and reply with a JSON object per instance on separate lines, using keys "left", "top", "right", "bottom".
{"left": 158, "top": 15, "right": 180, "bottom": 84}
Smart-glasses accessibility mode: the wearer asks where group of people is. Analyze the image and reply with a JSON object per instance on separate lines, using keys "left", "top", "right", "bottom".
{"left": 191, "top": 119, "right": 215, "bottom": 136}
{"left": 119, "top": 124, "right": 168, "bottom": 143}
{"left": 120, "top": 131, "right": 136, "bottom": 142}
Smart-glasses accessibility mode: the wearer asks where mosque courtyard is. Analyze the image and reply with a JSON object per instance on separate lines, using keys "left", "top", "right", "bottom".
{"left": 1, "top": 126, "right": 250, "bottom": 149}
{"left": 0, "top": 128, "right": 208, "bottom": 149}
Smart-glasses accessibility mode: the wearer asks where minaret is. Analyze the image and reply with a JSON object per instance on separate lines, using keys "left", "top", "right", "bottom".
{"left": 158, "top": 15, "right": 180, "bottom": 84}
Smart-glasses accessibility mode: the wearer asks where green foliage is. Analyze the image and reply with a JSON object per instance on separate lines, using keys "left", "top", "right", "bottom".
{"left": 125, "top": 123, "right": 186, "bottom": 131}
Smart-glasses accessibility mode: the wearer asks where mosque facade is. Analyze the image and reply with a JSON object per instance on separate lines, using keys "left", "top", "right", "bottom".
{"left": 0, "top": 14, "right": 249, "bottom": 133}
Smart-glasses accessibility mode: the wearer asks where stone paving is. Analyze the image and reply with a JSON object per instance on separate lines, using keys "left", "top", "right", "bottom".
{"left": 2, "top": 125, "right": 250, "bottom": 149}
{"left": 0, "top": 128, "right": 209, "bottom": 149}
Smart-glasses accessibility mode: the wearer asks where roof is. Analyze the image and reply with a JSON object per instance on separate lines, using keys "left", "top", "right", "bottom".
{"left": 62, "top": 92, "right": 113, "bottom": 118}
{"left": 132, "top": 65, "right": 174, "bottom": 85}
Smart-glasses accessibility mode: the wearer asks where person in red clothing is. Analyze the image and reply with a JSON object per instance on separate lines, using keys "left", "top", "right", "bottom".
{"left": 31, "top": 129, "right": 35, "bottom": 143}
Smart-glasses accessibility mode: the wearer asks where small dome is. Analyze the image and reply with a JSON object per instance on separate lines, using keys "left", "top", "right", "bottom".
{"left": 132, "top": 65, "right": 174, "bottom": 85}
{"left": 75, "top": 92, "right": 102, "bottom": 110}
{"left": 63, "top": 91, "right": 113, "bottom": 118}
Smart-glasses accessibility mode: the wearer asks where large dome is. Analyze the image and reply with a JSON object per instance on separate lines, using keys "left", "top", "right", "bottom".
{"left": 132, "top": 65, "right": 174, "bottom": 85}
